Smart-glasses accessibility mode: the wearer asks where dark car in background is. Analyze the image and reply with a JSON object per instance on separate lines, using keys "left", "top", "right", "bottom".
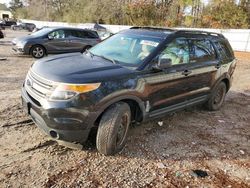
{"left": 11, "top": 22, "right": 36, "bottom": 32}
{"left": 0, "top": 29, "right": 4, "bottom": 38}
{"left": 0, "top": 20, "right": 17, "bottom": 29}
{"left": 21, "top": 27, "right": 236, "bottom": 155}
{"left": 12, "top": 27, "right": 101, "bottom": 58}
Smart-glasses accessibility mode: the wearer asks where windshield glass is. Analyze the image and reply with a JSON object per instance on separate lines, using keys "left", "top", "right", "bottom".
{"left": 31, "top": 28, "right": 54, "bottom": 37}
{"left": 89, "top": 33, "right": 162, "bottom": 66}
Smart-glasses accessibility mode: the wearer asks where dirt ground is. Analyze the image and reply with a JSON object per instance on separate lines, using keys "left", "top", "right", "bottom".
{"left": 0, "top": 29, "right": 249, "bottom": 188}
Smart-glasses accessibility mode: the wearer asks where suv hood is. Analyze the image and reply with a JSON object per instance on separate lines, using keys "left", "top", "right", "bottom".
{"left": 31, "top": 53, "right": 135, "bottom": 83}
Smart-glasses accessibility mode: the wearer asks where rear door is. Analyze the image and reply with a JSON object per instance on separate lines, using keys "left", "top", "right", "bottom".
{"left": 78, "top": 30, "right": 100, "bottom": 47}
{"left": 64, "top": 30, "right": 99, "bottom": 52}
{"left": 184, "top": 38, "right": 220, "bottom": 101}
{"left": 64, "top": 29, "right": 83, "bottom": 52}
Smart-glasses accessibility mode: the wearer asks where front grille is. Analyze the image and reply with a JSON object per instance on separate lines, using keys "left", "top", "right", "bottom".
{"left": 25, "top": 70, "right": 55, "bottom": 101}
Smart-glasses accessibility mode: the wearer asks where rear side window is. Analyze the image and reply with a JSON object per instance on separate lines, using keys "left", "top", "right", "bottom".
{"left": 214, "top": 40, "right": 234, "bottom": 61}
{"left": 160, "top": 38, "right": 189, "bottom": 66}
{"left": 85, "top": 31, "right": 99, "bottom": 38}
{"left": 70, "top": 30, "right": 99, "bottom": 39}
{"left": 189, "top": 39, "right": 216, "bottom": 63}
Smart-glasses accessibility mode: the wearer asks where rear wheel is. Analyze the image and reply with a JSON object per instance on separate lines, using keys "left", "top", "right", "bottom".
{"left": 31, "top": 45, "right": 46, "bottom": 58}
{"left": 96, "top": 102, "right": 131, "bottom": 155}
{"left": 206, "top": 82, "right": 227, "bottom": 111}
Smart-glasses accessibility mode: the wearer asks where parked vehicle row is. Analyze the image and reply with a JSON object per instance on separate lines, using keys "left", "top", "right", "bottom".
{"left": 11, "top": 22, "right": 36, "bottom": 32}
{"left": 0, "top": 20, "right": 17, "bottom": 29}
{"left": 21, "top": 27, "right": 236, "bottom": 155}
{"left": 12, "top": 27, "right": 101, "bottom": 58}
{"left": 0, "top": 20, "right": 37, "bottom": 32}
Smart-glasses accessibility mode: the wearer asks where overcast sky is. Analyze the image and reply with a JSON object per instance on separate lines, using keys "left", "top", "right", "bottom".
{"left": 0, "top": 0, "right": 11, "bottom": 5}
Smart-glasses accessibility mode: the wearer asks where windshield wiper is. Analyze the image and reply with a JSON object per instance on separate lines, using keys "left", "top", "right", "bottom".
{"left": 98, "top": 55, "right": 117, "bottom": 64}
{"left": 85, "top": 50, "right": 116, "bottom": 64}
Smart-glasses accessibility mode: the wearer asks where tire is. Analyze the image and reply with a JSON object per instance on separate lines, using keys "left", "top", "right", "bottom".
{"left": 96, "top": 102, "right": 131, "bottom": 155}
{"left": 206, "top": 82, "right": 227, "bottom": 111}
{"left": 81, "top": 45, "right": 91, "bottom": 53}
{"left": 31, "top": 45, "right": 46, "bottom": 59}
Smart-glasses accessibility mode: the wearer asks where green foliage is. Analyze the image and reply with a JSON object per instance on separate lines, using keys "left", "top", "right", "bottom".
{"left": 9, "top": 0, "right": 23, "bottom": 12}
{"left": 0, "top": 3, "right": 9, "bottom": 11}
{"left": 9, "top": 0, "right": 250, "bottom": 29}
{"left": 201, "top": 1, "right": 249, "bottom": 29}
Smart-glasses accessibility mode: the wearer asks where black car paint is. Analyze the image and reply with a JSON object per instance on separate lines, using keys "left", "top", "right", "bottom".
{"left": 0, "top": 29, "right": 3, "bottom": 38}
{"left": 21, "top": 28, "right": 236, "bottom": 144}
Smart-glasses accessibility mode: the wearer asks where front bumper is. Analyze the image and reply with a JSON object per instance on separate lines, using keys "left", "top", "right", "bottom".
{"left": 12, "top": 46, "right": 25, "bottom": 54}
{"left": 21, "top": 87, "right": 97, "bottom": 144}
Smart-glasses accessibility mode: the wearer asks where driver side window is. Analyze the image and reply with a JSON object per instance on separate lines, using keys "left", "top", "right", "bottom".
{"left": 48, "top": 30, "right": 65, "bottom": 39}
{"left": 159, "top": 38, "right": 189, "bottom": 66}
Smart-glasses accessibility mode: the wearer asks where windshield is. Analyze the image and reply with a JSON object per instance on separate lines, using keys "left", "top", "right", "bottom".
{"left": 31, "top": 27, "right": 54, "bottom": 37}
{"left": 89, "top": 33, "right": 162, "bottom": 66}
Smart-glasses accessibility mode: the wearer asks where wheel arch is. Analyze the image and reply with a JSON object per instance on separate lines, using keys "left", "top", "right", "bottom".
{"left": 212, "top": 74, "right": 231, "bottom": 93}
{"left": 221, "top": 78, "right": 230, "bottom": 92}
{"left": 93, "top": 96, "right": 146, "bottom": 127}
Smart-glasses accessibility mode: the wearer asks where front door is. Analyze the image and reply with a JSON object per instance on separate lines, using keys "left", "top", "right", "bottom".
{"left": 45, "top": 29, "right": 68, "bottom": 53}
{"left": 142, "top": 37, "right": 192, "bottom": 117}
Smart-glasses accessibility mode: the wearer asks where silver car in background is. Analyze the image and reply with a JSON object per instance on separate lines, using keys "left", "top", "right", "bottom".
{"left": 12, "top": 27, "right": 101, "bottom": 58}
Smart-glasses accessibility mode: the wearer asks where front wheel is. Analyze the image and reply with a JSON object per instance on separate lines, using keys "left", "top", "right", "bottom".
{"left": 31, "top": 45, "right": 46, "bottom": 58}
{"left": 96, "top": 102, "right": 131, "bottom": 155}
{"left": 206, "top": 82, "right": 227, "bottom": 111}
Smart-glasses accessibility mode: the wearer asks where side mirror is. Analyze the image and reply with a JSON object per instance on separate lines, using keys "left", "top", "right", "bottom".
{"left": 48, "top": 35, "right": 54, "bottom": 40}
{"left": 152, "top": 57, "right": 172, "bottom": 70}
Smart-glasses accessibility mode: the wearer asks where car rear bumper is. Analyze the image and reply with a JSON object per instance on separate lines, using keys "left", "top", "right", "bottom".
{"left": 21, "top": 86, "right": 96, "bottom": 144}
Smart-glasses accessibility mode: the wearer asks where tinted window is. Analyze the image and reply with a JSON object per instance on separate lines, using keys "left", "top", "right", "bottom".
{"left": 68, "top": 30, "right": 94, "bottom": 39}
{"left": 88, "top": 31, "right": 99, "bottom": 38}
{"left": 189, "top": 39, "right": 216, "bottom": 63}
{"left": 77, "top": 31, "right": 87, "bottom": 38}
{"left": 159, "top": 38, "right": 189, "bottom": 66}
{"left": 214, "top": 41, "right": 234, "bottom": 61}
{"left": 82, "top": 31, "right": 99, "bottom": 38}
{"left": 65, "top": 30, "right": 78, "bottom": 38}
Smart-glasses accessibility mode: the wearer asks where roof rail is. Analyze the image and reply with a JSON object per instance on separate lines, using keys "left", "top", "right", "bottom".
{"left": 175, "top": 29, "right": 225, "bottom": 38}
{"left": 130, "top": 26, "right": 176, "bottom": 32}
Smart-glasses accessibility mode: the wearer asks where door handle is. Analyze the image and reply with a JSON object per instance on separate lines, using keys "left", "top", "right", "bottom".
{"left": 182, "top": 70, "right": 192, "bottom": 76}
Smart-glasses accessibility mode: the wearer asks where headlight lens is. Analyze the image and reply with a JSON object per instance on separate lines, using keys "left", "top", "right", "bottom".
{"left": 50, "top": 83, "right": 101, "bottom": 101}
{"left": 16, "top": 41, "right": 26, "bottom": 48}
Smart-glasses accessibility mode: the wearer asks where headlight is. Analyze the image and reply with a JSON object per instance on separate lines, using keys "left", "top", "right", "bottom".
{"left": 16, "top": 41, "right": 26, "bottom": 48}
{"left": 50, "top": 83, "right": 101, "bottom": 101}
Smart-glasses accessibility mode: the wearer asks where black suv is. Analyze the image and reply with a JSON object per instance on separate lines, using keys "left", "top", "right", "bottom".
{"left": 0, "top": 20, "right": 17, "bottom": 29}
{"left": 21, "top": 27, "right": 236, "bottom": 155}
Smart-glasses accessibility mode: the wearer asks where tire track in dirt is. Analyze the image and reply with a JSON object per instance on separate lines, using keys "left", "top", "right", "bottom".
{"left": 22, "top": 140, "right": 56, "bottom": 153}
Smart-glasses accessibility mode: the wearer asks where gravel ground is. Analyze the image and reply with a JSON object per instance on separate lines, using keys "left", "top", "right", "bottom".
{"left": 0, "top": 29, "right": 249, "bottom": 188}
